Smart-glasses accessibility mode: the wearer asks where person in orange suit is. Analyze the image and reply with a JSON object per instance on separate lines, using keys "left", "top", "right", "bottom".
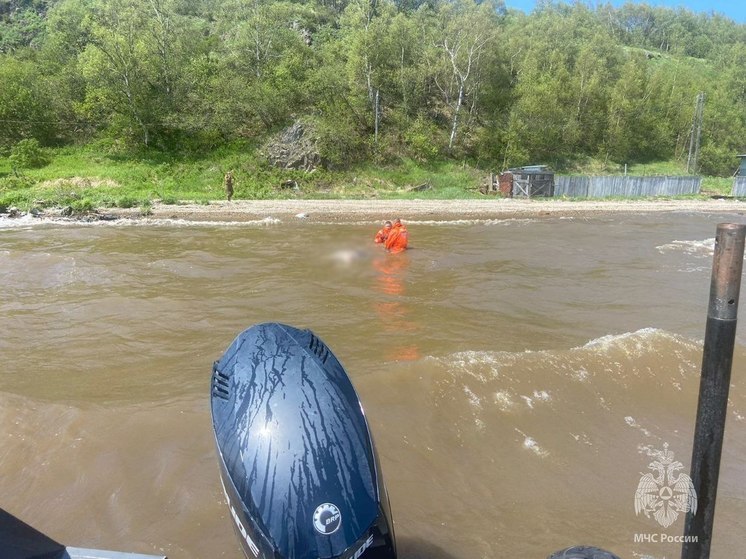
{"left": 384, "top": 218, "right": 408, "bottom": 253}
{"left": 374, "top": 220, "right": 393, "bottom": 244}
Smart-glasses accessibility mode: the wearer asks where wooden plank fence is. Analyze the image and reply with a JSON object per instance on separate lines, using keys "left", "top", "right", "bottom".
{"left": 554, "top": 176, "right": 701, "bottom": 198}
{"left": 733, "top": 177, "right": 746, "bottom": 197}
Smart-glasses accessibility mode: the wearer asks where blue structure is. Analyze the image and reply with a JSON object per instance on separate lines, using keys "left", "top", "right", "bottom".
{"left": 737, "top": 154, "right": 746, "bottom": 177}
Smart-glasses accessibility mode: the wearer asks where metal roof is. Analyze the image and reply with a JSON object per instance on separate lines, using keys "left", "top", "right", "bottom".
{"left": 508, "top": 165, "right": 553, "bottom": 174}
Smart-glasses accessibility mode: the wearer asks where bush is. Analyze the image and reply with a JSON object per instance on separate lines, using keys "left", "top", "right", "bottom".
{"left": 315, "top": 117, "right": 368, "bottom": 170}
{"left": 116, "top": 196, "right": 140, "bottom": 208}
{"left": 70, "top": 199, "right": 94, "bottom": 213}
{"left": 0, "top": 174, "right": 35, "bottom": 191}
{"left": 403, "top": 117, "right": 441, "bottom": 162}
{"left": 9, "top": 138, "right": 50, "bottom": 172}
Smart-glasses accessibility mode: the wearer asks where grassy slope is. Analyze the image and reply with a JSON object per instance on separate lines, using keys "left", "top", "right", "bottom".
{"left": 0, "top": 144, "right": 488, "bottom": 210}
{"left": 0, "top": 142, "right": 737, "bottom": 212}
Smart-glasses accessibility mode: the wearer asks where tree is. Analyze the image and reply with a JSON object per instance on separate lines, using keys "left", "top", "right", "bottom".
{"left": 502, "top": 6, "right": 595, "bottom": 164}
{"left": 78, "top": 0, "right": 207, "bottom": 147}
{"left": 0, "top": 55, "right": 58, "bottom": 148}
{"left": 604, "top": 55, "right": 668, "bottom": 163}
{"left": 387, "top": 11, "right": 430, "bottom": 118}
{"left": 338, "top": 0, "right": 391, "bottom": 139}
{"left": 9, "top": 137, "right": 49, "bottom": 174}
{"left": 644, "top": 60, "right": 700, "bottom": 163}
{"left": 202, "top": 0, "right": 315, "bottom": 135}
{"left": 430, "top": 0, "right": 499, "bottom": 151}
{"left": 0, "top": 7, "right": 45, "bottom": 52}
{"left": 79, "top": 0, "right": 162, "bottom": 145}
{"left": 698, "top": 43, "right": 746, "bottom": 175}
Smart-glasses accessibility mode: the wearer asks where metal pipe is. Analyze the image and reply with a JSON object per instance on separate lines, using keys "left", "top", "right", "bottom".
{"left": 681, "top": 223, "right": 746, "bottom": 559}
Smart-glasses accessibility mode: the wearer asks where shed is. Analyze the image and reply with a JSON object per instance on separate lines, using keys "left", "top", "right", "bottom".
{"left": 737, "top": 154, "right": 746, "bottom": 177}
{"left": 509, "top": 165, "right": 555, "bottom": 198}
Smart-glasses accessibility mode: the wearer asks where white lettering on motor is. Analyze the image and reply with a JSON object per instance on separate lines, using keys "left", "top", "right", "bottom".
{"left": 228, "top": 501, "right": 260, "bottom": 557}
{"left": 221, "top": 478, "right": 260, "bottom": 557}
{"left": 352, "top": 534, "right": 375, "bottom": 559}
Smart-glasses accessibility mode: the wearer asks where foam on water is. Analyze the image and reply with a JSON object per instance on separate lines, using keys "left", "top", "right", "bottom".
{"left": 148, "top": 215, "right": 283, "bottom": 227}
{"left": 570, "top": 432, "right": 594, "bottom": 446}
{"left": 0, "top": 215, "right": 283, "bottom": 229}
{"left": 110, "top": 215, "right": 283, "bottom": 227}
{"left": 0, "top": 215, "right": 49, "bottom": 230}
{"left": 515, "top": 428, "right": 549, "bottom": 457}
{"left": 407, "top": 217, "right": 539, "bottom": 227}
{"left": 0, "top": 214, "right": 542, "bottom": 230}
{"left": 417, "top": 327, "right": 705, "bottom": 461}
{"left": 579, "top": 328, "right": 702, "bottom": 366}
{"left": 439, "top": 328, "right": 700, "bottom": 390}
{"left": 521, "top": 390, "right": 552, "bottom": 409}
{"left": 582, "top": 327, "right": 670, "bottom": 351}
{"left": 307, "top": 217, "right": 541, "bottom": 227}
{"left": 463, "top": 385, "right": 483, "bottom": 410}
{"left": 656, "top": 237, "right": 715, "bottom": 257}
{"left": 624, "top": 415, "right": 652, "bottom": 437}
{"left": 492, "top": 390, "right": 516, "bottom": 412}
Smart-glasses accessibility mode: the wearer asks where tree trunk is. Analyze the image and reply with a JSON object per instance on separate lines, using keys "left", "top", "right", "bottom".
{"left": 448, "top": 83, "right": 464, "bottom": 150}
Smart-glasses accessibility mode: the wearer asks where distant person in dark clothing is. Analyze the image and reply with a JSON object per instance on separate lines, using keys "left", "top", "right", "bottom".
{"left": 224, "top": 171, "right": 234, "bottom": 201}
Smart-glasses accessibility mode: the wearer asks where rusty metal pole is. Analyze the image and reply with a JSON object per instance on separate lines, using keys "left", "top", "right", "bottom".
{"left": 681, "top": 223, "right": 746, "bottom": 559}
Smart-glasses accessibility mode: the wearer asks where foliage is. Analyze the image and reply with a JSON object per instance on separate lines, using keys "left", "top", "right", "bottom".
{"left": 0, "top": 0, "right": 744, "bottom": 177}
{"left": 0, "top": 173, "right": 36, "bottom": 192}
{"left": 0, "top": 7, "right": 46, "bottom": 52}
{"left": 0, "top": 55, "right": 60, "bottom": 147}
{"left": 403, "top": 116, "right": 442, "bottom": 162}
{"left": 9, "top": 137, "right": 49, "bottom": 171}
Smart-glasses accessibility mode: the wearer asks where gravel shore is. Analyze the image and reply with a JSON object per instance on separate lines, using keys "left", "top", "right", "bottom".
{"left": 4, "top": 197, "right": 745, "bottom": 225}
{"left": 97, "top": 197, "right": 746, "bottom": 222}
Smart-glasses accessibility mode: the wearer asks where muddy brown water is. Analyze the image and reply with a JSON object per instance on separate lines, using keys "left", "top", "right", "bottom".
{"left": 2, "top": 212, "right": 746, "bottom": 559}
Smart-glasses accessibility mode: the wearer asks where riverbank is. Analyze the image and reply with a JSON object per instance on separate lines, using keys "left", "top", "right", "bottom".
{"left": 45, "top": 197, "right": 746, "bottom": 221}
{"left": 2, "top": 197, "right": 746, "bottom": 225}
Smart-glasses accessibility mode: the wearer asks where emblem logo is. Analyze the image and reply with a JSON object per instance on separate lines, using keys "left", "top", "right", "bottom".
{"left": 313, "top": 503, "right": 341, "bottom": 535}
{"left": 634, "top": 443, "right": 697, "bottom": 528}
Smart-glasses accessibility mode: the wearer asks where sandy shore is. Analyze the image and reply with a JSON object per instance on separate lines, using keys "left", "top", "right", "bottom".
{"left": 92, "top": 197, "right": 746, "bottom": 222}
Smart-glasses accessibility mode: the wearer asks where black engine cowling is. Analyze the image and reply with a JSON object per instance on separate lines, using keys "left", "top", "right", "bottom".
{"left": 211, "top": 323, "right": 397, "bottom": 559}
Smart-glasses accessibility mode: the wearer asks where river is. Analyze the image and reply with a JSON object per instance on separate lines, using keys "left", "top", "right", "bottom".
{"left": 1, "top": 211, "right": 745, "bottom": 559}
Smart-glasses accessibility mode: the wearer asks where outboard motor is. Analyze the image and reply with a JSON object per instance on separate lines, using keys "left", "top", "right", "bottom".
{"left": 211, "top": 323, "right": 397, "bottom": 559}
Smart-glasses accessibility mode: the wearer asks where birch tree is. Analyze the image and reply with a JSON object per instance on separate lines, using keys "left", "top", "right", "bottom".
{"left": 79, "top": 0, "right": 154, "bottom": 145}
{"left": 213, "top": 0, "right": 314, "bottom": 131}
{"left": 432, "top": 0, "right": 498, "bottom": 150}
{"left": 78, "top": 0, "right": 201, "bottom": 146}
{"left": 339, "top": 0, "right": 400, "bottom": 140}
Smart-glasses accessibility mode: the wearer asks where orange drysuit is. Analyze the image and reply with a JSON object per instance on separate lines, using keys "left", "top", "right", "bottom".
{"left": 384, "top": 223, "right": 408, "bottom": 253}
{"left": 374, "top": 225, "right": 392, "bottom": 244}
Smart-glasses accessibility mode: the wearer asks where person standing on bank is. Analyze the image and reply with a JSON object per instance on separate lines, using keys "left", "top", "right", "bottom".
{"left": 224, "top": 171, "right": 234, "bottom": 201}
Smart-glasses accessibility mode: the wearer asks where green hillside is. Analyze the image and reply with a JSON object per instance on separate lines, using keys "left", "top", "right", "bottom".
{"left": 1, "top": 0, "right": 744, "bottom": 206}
